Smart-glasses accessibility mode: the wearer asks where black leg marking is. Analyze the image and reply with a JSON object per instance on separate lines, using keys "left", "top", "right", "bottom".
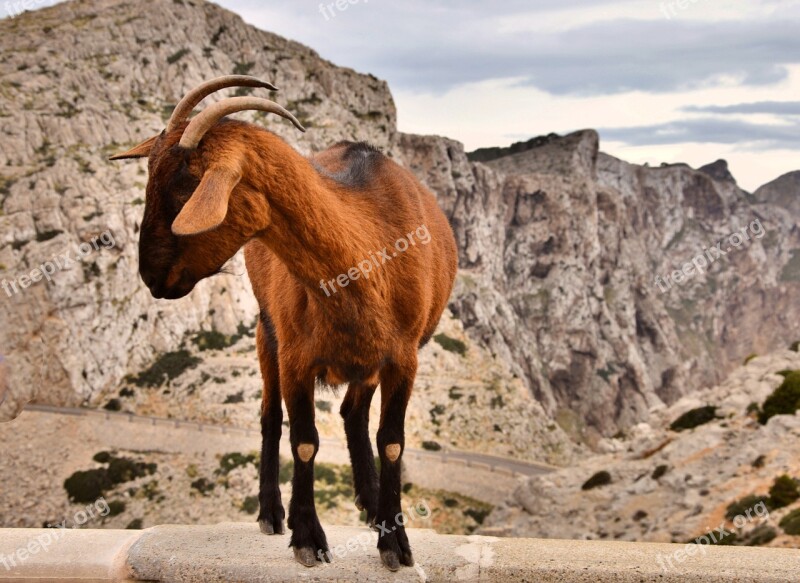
{"left": 340, "top": 383, "right": 379, "bottom": 525}
{"left": 257, "top": 312, "right": 285, "bottom": 536}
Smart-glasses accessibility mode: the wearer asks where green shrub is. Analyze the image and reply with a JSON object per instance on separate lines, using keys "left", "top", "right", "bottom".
{"left": 670, "top": 406, "right": 718, "bottom": 431}
{"left": 66, "top": 453, "right": 155, "bottom": 502}
{"left": 93, "top": 451, "right": 112, "bottom": 464}
{"left": 759, "top": 372, "right": 800, "bottom": 424}
{"left": 223, "top": 391, "right": 244, "bottom": 404}
{"left": 107, "top": 457, "right": 156, "bottom": 485}
{"left": 315, "top": 463, "right": 338, "bottom": 486}
{"left": 316, "top": 400, "right": 332, "bottom": 413}
{"left": 240, "top": 495, "right": 259, "bottom": 514}
{"left": 779, "top": 508, "right": 800, "bottom": 535}
{"left": 422, "top": 441, "right": 442, "bottom": 452}
{"left": 741, "top": 524, "right": 777, "bottom": 546}
{"left": 725, "top": 495, "right": 770, "bottom": 521}
{"left": 232, "top": 61, "right": 255, "bottom": 75}
{"left": 582, "top": 471, "right": 612, "bottom": 490}
{"left": 127, "top": 350, "right": 201, "bottom": 387}
{"left": 652, "top": 465, "right": 669, "bottom": 480}
{"left": 217, "top": 452, "right": 258, "bottom": 476}
{"left": 769, "top": 475, "right": 800, "bottom": 509}
{"left": 790, "top": 341, "right": 800, "bottom": 352}
{"left": 140, "top": 480, "right": 163, "bottom": 502}
{"left": 190, "top": 477, "right": 215, "bottom": 496}
{"left": 64, "top": 469, "right": 112, "bottom": 503}
{"left": 490, "top": 394, "right": 505, "bottom": 409}
{"left": 103, "top": 398, "right": 122, "bottom": 411}
{"left": 464, "top": 507, "right": 491, "bottom": 524}
{"left": 744, "top": 353, "right": 758, "bottom": 365}
{"left": 107, "top": 500, "right": 126, "bottom": 517}
{"left": 126, "top": 518, "right": 143, "bottom": 530}
{"left": 166, "top": 48, "right": 190, "bottom": 65}
{"left": 192, "top": 330, "right": 232, "bottom": 351}
{"left": 36, "top": 229, "right": 62, "bottom": 242}
{"left": 433, "top": 333, "right": 467, "bottom": 356}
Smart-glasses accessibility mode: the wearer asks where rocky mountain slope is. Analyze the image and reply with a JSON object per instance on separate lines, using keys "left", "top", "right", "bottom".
{"left": 0, "top": 0, "right": 399, "bottom": 418}
{"left": 483, "top": 348, "right": 800, "bottom": 549}
{"left": 1, "top": 0, "right": 799, "bottom": 447}
{"left": 400, "top": 131, "right": 800, "bottom": 440}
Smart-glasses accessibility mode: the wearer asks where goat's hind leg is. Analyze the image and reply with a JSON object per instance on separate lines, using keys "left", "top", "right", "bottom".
{"left": 340, "top": 382, "right": 379, "bottom": 525}
{"left": 256, "top": 313, "right": 285, "bottom": 535}
{"left": 375, "top": 360, "right": 415, "bottom": 571}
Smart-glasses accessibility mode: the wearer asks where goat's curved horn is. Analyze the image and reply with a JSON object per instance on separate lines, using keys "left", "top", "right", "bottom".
{"left": 165, "top": 76, "right": 278, "bottom": 133}
{"left": 179, "top": 96, "right": 306, "bottom": 149}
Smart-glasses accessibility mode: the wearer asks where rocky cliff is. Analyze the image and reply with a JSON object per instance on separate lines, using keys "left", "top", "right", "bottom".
{"left": 399, "top": 131, "right": 800, "bottom": 440}
{"left": 1, "top": 0, "right": 799, "bottom": 446}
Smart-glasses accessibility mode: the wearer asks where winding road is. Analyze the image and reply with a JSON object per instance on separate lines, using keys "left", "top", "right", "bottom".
{"left": 23, "top": 403, "right": 555, "bottom": 505}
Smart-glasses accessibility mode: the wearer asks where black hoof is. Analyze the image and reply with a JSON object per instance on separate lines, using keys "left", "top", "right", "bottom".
{"left": 380, "top": 549, "right": 401, "bottom": 571}
{"left": 259, "top": 519, "right": 284, "bottom": 535}
{"left": 289, "top": 509, "right": 330, "bottom": 566}
{"left": 257, "top": 491, "right": 285, "bottom": 536}
{"left": 377, "top": 524, "right": 414, "bottom": 570}
{"left": 294, "top": 547, "right": 318, "bottom": 567}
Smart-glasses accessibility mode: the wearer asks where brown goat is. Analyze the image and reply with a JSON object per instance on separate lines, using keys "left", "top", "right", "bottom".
{"left": 111, "top": 76, "right": 458, "bottom": 571}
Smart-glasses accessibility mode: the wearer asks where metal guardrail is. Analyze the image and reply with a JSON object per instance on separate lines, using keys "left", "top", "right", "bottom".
{"left": 25, "top": 404, "right": 555, "bottom": 477}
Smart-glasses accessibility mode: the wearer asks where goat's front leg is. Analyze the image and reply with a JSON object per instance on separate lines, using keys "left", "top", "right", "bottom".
{"left": 340, "top": 382, "right": 379, "bottom": 525}
{"left": 375, "top": 359, "right": 415, "bottom": 571}
{"left": 256, "top": 316, "right": 285, "bottom": 535}
{"left": 284, "top": 374, "right": 330, "bottom": 567}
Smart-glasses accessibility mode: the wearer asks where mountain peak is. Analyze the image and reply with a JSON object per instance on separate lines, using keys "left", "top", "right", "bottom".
{"left": 698, "top": 159, "right": 737, "bottom": 184}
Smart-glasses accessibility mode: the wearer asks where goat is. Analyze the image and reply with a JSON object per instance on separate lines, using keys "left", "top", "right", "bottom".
{"left": 110, "top": 76, "right": 458, "bottom": 571}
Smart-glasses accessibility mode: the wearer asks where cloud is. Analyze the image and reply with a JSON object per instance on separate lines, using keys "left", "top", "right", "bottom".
{"left": 224, "top": 1, "right": 800, "bottom": 97}
{"left": 684, "top": 101, "right": 800, "bottom": 115}
{"left": 600, "top": 118, "right": 800, "bottom": 148}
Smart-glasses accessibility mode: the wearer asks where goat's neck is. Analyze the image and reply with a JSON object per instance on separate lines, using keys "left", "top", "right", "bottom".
{"left": 244, "top": 134, "right": 378, "bottom": 302}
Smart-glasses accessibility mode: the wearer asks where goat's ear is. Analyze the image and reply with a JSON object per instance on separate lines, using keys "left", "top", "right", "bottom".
{"left": 108, "top": 135, "right": 158, "bottom": 160}
{"left": 171, "top": 166, "right": 241, "bottom": 236}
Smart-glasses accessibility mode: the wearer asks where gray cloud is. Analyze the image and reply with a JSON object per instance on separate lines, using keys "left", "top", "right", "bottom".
{"left": 224, "top": 1, "right": 800, "bottom": 97}
{"left": 684, "top": 102, "right": 800, "bottom": 115}
{"left": 600, "top": 118, "right": 800, "bottom": 149}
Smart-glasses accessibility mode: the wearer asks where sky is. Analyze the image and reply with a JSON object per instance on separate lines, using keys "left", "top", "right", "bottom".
{"left": 8, "top": 0, "right": 800, "bottom": 190}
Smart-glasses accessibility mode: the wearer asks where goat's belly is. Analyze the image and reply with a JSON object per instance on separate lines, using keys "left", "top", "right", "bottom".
{"left": 318, "top": 361, "right": 384, "bottom": 387}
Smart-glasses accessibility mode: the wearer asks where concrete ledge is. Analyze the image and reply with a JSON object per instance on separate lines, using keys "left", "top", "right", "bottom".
{"left": 0, "top": 523, "right": 797, "bottom": 582}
